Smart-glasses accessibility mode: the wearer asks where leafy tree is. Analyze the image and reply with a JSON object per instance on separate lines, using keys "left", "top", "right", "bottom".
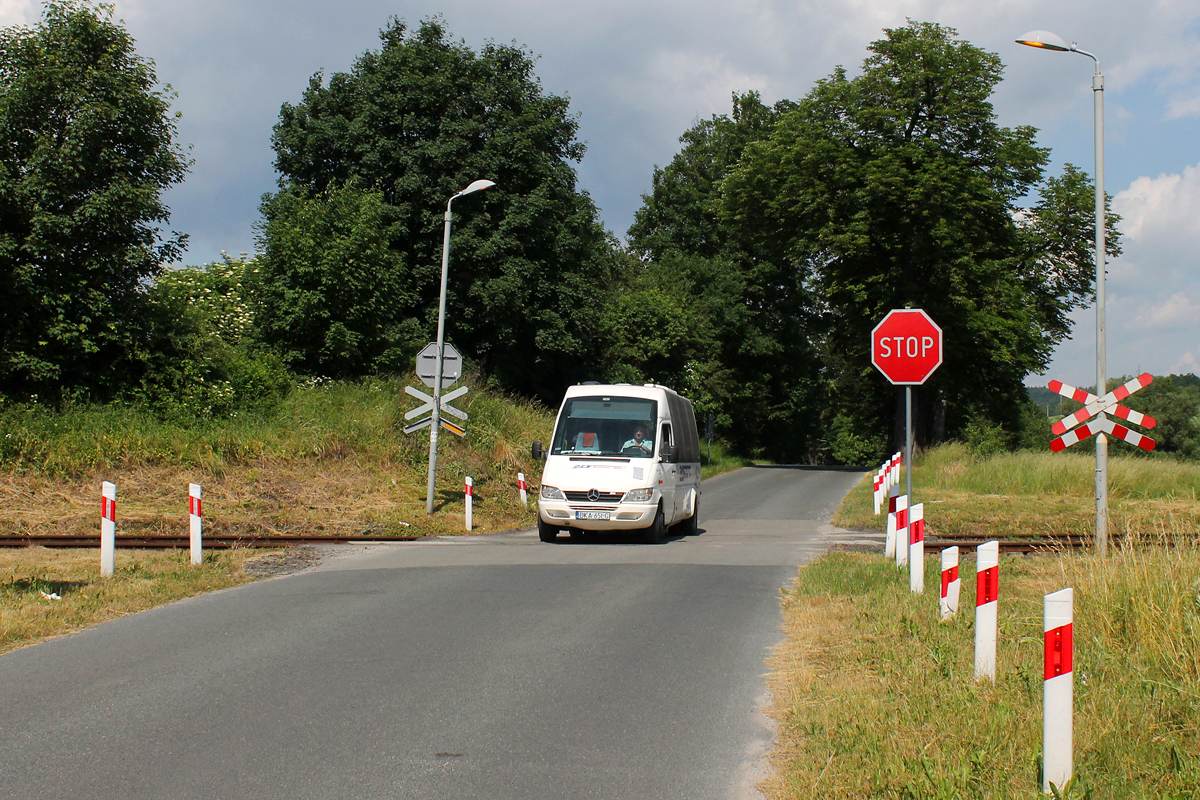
{"left": 0, "top": 1, "right": 189, "bottom": 402}
{"left": 720, "top": 21, "right": 1119, "bottom": 455}
{"left": 259, "top": 17, "right": 616, "bottom": 399}
{"left": 255, "top": 183, "right": 410, "bottom": 377}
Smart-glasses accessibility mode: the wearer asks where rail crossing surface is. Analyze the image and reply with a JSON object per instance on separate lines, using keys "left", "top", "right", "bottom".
{"left": 0, "top": 466, "right": 869, "bottom": 800}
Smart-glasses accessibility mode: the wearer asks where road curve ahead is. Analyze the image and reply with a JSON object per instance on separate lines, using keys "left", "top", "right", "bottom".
{"left": 0, "top": 466, "right": 868, "bottom": 800}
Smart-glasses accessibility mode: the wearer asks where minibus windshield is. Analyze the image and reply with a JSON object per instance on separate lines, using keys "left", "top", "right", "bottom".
{"left": 551, "top": 396, "right": 658, "bottom": 458}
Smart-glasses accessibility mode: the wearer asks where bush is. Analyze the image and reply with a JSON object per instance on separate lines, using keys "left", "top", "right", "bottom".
{"left": 135, "top": 256, "right": 292, "bottom": 421}
{"left": 962, "top": 412, "right": 1010, "bottom": 456}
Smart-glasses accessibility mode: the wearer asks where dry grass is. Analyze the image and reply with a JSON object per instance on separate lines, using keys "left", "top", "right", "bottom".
{"left": 0, "top": 547, "right": 258, "bottom": 655}
{"left": 0, "top": 459, "right": 539, "bottom": 539}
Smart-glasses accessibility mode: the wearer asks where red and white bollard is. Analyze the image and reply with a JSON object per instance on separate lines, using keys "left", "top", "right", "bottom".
{"left": 517, "top": 472, "right": 528, "bottom": 507}
{"left": 188, "top": 483, "right": 203, "bottom": 564}
{"left": 893, "top": 495, "right": 909, "bottom": 569}
{"left": 974, "top": 540, "right": 999, "bottom": 681}
{"left": 873, "top": 470, "right": 884, "bottom": 515}
{"left": 100, "top": 481, "right": 116, "bottom": 577}
{"left": 885, "top": 490, "right": 905, "bottom": 559}
{"left": 464, "top": 476, "right": 473, "bottom": 531}
{"left": 908, "top": 502, "right": 924, "bottom": 593}
{"left": 939, "top": 546, "right": 960, "bottom": 621}
{"left": 1043, "top": 588, "right": 1074, "bottom": 794}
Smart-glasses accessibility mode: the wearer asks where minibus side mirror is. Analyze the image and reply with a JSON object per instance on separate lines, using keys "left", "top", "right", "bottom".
{"left": 661, "top": 444, "right": 679, "bottom": 463}
{"left": 531, "top": 441, "right": 544, "bottom": 460}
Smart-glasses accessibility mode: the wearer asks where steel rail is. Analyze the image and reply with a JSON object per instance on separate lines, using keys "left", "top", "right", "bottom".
{"left": 0, "top": 534, "right": 421, "bottom": 549}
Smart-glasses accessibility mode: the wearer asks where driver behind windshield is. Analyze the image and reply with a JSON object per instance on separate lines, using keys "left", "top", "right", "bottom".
{"left": 621, "top": 426, "right": 653, "bottom": 455}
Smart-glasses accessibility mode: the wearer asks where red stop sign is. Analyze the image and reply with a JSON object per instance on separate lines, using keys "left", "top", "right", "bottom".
{"left": 871, "top": 309, "right": 943, "bottom": 385}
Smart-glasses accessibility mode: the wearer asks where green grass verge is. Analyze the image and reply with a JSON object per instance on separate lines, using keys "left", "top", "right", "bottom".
{"left": 766, "top": 548, "right": 1200, "bottom": 798}
{"left": 768, "top": 442, "right": 1200, "bottom": 798}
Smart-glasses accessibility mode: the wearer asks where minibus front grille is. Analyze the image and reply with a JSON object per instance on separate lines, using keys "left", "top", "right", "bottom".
{"left": 564, "top": 490, "right": 625, "bottom": 503}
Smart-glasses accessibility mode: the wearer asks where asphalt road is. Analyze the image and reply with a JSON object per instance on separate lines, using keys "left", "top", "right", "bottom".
{"left": 0, "top": 465, "right": 872, "bottom": 800}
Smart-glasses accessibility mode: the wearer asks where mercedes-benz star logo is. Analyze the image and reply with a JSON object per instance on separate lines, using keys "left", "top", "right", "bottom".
{"left": 587, "top": 489, "right": 600, "bottom": 502}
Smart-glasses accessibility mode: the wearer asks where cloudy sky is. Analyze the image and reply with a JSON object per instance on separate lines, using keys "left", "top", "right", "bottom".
{"left": 3, "top": 0, "right": 1198, "bottom": 390}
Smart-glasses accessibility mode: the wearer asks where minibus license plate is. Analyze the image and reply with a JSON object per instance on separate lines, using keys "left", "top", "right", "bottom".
{"left": 576, "top": 510, "right": 610, "bottom": 520}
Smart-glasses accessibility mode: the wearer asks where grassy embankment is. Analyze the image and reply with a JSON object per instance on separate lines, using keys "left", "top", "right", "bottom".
{"left": 0, "top": 378, "right": 753, "bottom": 653}
{"left": 764, "top": 443, "right": 1200, "bottom": 799}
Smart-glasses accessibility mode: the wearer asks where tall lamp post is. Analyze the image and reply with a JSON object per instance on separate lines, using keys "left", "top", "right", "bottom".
{"left": 426, "top": 179, "right": 495, "bottom": 515}
{"left": 1016, "top": 30, "right": 1109, "bottom": 555}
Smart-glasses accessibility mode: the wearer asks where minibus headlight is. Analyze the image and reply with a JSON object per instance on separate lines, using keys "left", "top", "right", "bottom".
{"left": 623, "top": 487, "right": 653, "bottom": 503}
{"left": 540, "top": 485, "right": 565, "bottom": 501}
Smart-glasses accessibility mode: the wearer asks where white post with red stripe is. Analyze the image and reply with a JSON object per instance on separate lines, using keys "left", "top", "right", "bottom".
{"left": 908, "top": 502, "right": 924, "bottom": 593}
{"left": 100, "top": 481, "right": 116, "bottom": 577}
{"left": 893, "top": 495, "right": 909, "bottom": 569}
{"left": 939, "top": 546, "right": 960, "bottom": 620}
{"left": 1043, "top": 588, "right": 1074, "bottom": 794}
{"left": 886, "top": 491, "right": 905, "bottom": 561}
{"left": 885, "top": 491, "right": 897, "bottom": 558}
{"left": 464, "top": 476, "right": 474, "bottom": 531}
{"left": 873, "top": 469, "right": 884, "bottom": 515}
{"left": 189, "top": 483, "right": 203, "bottom": 564}
{"left": 974, "top": 540, "right": 999, "bottom": 681}
{"left": 518, "top": 472, "right": 528, "bottom": 507}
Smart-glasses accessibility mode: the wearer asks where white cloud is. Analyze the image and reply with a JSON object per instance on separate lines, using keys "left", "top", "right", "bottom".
{"left": 0, "top": 0, "right": 37, "bottom": 26}
{"left": 1132, "top": 292, "right": 1200, "bottom": 330}
{"left": 1112, "top": 163, "right": 1200, "bottom": 285}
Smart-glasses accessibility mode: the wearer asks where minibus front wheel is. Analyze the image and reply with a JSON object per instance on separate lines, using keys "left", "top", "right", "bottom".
{"left": 642, "top": 505, "right": 666, "bottom": 545}
{"left": 538, "top": 518, "right": 561, "bottom": 543}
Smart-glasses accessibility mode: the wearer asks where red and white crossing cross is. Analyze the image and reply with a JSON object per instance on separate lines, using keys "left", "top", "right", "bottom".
{"left": 1050, "top": 373, "right": 1156, "bottom": 435}
{"left": 871, "top": 309, "right": 943, "bottom": 385}
{"left": 1048, "top": 373, "right": 1156, "bottom": 452}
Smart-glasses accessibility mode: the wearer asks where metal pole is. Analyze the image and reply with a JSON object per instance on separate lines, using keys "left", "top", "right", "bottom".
{"left": 425, "top": 201, "right": 455, "bottom": 515}
{"left": 1089, "top": 56, "right": 1108, "bottom": 556}
{"left": 905, "top": 387, "right": 913, "bottom": 508}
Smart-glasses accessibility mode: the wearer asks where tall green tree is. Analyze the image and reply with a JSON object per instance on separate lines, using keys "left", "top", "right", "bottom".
{"left": 258, "top": 17, "right": 617, "bottom": 399}
{"left": 720, "top": 21, "right": 1119, "bottom": 455}
{"left": 0, "top": 1, "right": 189, "bottom": 402}
{"left": 623, "top": 93, "right": 819, "bottom": 458}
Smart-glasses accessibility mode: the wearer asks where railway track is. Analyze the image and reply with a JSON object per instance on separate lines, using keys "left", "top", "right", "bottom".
{"left": 926, "top": 535, "right": 1104, "bottom": 554}
{"left": 0, "top": 534, "right": 421, "bottom": 549}
{"left": 0, "top": 532, "right": 1100, "bottom": 553}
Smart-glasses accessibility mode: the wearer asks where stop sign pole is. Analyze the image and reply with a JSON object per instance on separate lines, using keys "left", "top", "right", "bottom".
{"left": 871, "top": 309, "right": 943, "bottom": 544}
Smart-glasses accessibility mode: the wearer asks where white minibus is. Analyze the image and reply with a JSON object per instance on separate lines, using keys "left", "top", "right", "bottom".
{"left": 532, "top": 383, "right": 701, "bottom": 544}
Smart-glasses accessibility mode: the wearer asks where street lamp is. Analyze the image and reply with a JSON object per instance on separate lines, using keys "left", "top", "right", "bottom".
{"left": 426, "top": 178, "right": 495, "bottom": 515}
{"left": 1016, "top": 30, "right": 1109, "bottom": 555}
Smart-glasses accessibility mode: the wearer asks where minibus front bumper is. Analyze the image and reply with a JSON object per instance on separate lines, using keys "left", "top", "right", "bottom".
{"left": 537, "top": 499, "right": 658, "bottom": 531}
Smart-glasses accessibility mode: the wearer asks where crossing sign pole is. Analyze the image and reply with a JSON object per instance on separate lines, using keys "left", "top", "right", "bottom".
{"left": 424, "top": 178, "right": 494, "bottom": 515}
{"left": 871, "top": 309, "right": 943, "bottom": 529}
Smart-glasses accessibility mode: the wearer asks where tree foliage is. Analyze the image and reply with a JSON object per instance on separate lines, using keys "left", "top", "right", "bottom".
{"left": 628, "top": 22, "right": 1121, "bottom": 461}
{"left": 258, "top": 17, "right": 616, "bottom": 399}
{"left": 0, "top": 1, "right": 189, "bottom": 402}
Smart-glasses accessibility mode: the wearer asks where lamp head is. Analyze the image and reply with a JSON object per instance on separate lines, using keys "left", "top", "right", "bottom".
{"left": 1015, "top": 30, "right": 1071, "bottom": 52}
{"left": 458, "top": 179, "right": 496, "bottom": 197}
